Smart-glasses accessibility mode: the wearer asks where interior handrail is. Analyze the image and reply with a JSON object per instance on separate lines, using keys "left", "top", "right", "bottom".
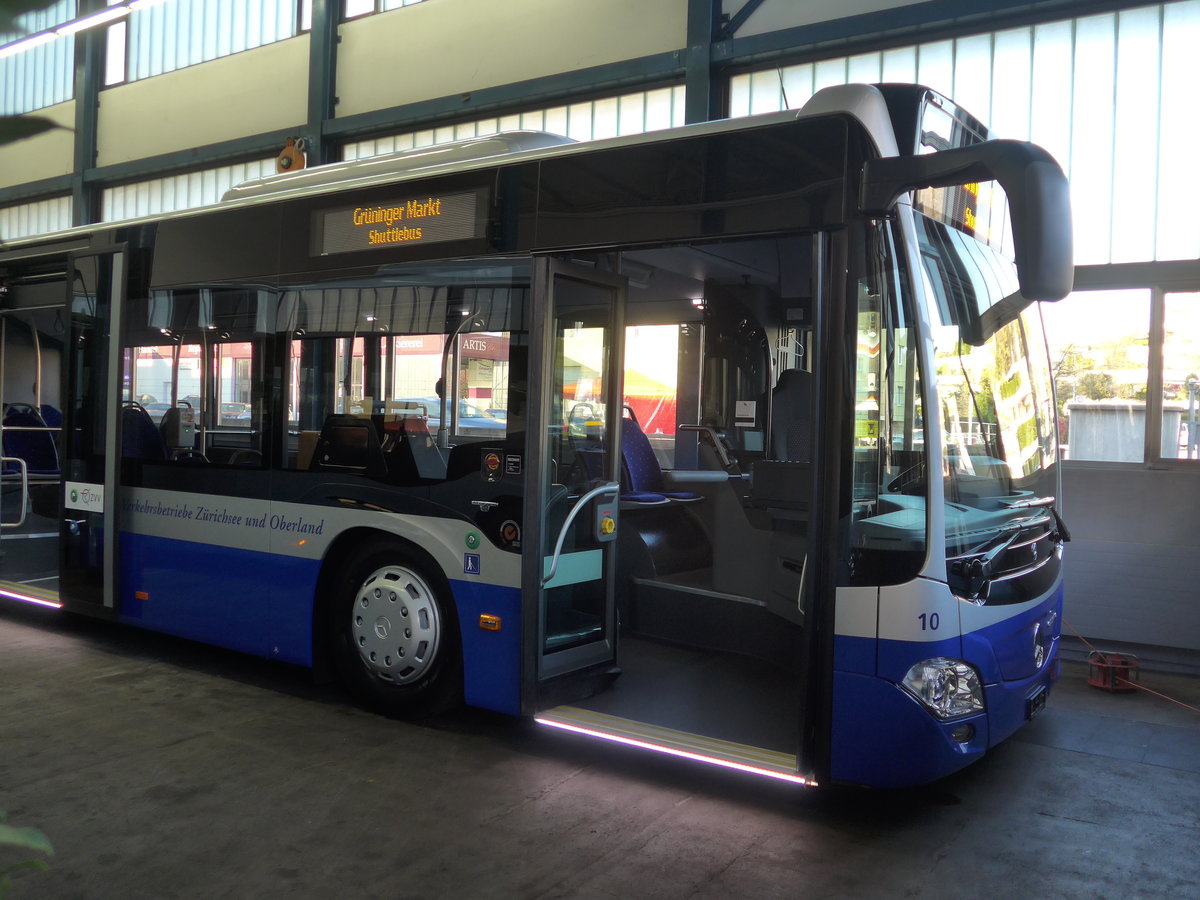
{"left": 541, "top": 481, "right": 619, "bottom": 587}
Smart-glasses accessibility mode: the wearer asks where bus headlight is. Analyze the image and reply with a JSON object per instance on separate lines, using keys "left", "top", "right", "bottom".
{"left": 901, "top": 658, "right": 985, "bottom": 719}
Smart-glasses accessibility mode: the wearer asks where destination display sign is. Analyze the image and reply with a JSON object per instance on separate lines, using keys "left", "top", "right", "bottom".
{"left": 313, "top": 188, "right": 488, "bottom": 256}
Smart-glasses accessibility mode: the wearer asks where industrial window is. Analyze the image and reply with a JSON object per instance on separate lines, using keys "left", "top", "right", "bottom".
{"left": 342, "top": 85, "right": 686, "bottom": 160}
{"left": 729, "top": 0, "right": 1200, "bottom": 267}
{"left": 105, "top": 0, "right": 300, "bottom": 86}
{"left": 100, "top": 158, "right": 276, "bottom": 221}
{"left": 0, "top": 195, "right": 72, "bottom": 240}
{"left": 343, "top": 0, "right": 429, "bottom": 18}
{"left": 1041, "top": 290, "right": 1151, "bottom": 463}
{"left": 1159, "top": 293, "right": 1200, "bottom": 462}
{"left": 1042, "top": 288, "right": 1200, "bottom": 466}
{"left": 0, "top": 0, "right": 75, "bottom": 115}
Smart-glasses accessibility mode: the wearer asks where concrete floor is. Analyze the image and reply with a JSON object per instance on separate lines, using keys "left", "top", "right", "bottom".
{"left": 1, "top": 601, "right": 1198, "bottom": 900}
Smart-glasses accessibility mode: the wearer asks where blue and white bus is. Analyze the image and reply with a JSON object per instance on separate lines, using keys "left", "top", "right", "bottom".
{"left": 0, "top": 84, "right": 1072, "bottom": 788}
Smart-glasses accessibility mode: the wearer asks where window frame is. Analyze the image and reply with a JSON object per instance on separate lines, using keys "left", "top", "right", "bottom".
{"left": 1061, "top": 265, "right": 1200, "bottom": 469}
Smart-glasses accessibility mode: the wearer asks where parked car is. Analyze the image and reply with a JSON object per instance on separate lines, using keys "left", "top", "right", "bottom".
{"left": 143, "top": 402, "right": 172, "bottom": 423}
{"left": 397, "top": 397, "right": 505, "bottom": 435}
{"left": 220, "top": 402, "right": 251, "bottom": 425}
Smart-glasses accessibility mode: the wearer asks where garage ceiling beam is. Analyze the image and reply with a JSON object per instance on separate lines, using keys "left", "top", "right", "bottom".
{"left": 719, "top": 0, "right": 768, "bottom": 41}
{"left": 306, "top": 0, "right": 340, "bottom": 167}
{"left": 684, "top": 0, "right": 721, "bottom": 124}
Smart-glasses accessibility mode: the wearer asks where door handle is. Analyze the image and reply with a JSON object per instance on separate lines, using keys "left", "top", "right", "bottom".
{"left": 541, "top": 481, "right": 619, "bottom": 587}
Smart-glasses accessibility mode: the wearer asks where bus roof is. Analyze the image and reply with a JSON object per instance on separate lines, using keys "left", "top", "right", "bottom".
{"left": 1, "top": 84, "right": 905, "bottom": 253}
{"left": 221, "top": 83, "right": 902, "bottom": 207}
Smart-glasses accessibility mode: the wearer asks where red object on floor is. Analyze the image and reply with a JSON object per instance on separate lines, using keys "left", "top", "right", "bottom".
{"left": 1087, "top": 650, "right": 1140, "bottom": 692}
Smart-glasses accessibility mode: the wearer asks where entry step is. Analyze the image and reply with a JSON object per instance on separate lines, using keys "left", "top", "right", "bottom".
{"left": 535, "top": 705, "right": 813, "bottom": 785}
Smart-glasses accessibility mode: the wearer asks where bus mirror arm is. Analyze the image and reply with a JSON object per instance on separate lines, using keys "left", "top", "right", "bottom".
{"left": 859, "top": 140, "right": 1073, "bottom": 302}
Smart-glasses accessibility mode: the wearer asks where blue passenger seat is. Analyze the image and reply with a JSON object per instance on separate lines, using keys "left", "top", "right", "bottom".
{"left": 2, "top": 403, "right": 60, "bottom": 476}
{"left": 620, "top": 411, "right": 701, "bottom": 503}
{"left": 121, "top": 403, "right": 168, "bottom": 460}
{"left": 38, "top": 405, "right": 62, "bottom": 429}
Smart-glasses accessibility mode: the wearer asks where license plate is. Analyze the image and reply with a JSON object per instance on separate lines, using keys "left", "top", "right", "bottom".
{"left": 1026, "top": 685, "right": 1047, "bottom": 719}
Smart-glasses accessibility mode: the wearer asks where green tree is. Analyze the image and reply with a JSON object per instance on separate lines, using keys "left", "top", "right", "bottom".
{"left": 1077, "top": 371, "right": 1115, "bottom": 400}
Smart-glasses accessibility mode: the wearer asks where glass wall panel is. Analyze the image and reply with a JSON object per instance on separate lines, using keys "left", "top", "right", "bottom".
{"left": 1029, "top": 20, "right": 1073, "bottom": 185}
{"left": 342, "top": 86, "right": 686, "bottom": 160}
{"left": 1161, "top": 293, "right": 1200, "bottom": 461}
{"left": 916, "top": 40, "right": 954, "bottom": 96}
{"left": 880, "top": 46, "right": 916, "bottom": 83}
{"left": 1157, "top": 1, "right": 1200, "bottom": 261}
{"left": 1041, "top": 290, "right": 1152, "bottom": 462}
{"left": 101, "top": 159, "right": 276, "bottom": 221}
{"left": 0, "top": 195, "right": 72, "bottom": 240}
{"left": 347, "top": 0, "right": 428, "bottom": 16}
{"left": 728, "top": 1, "right": 1200, "bottom": 266}
{"left": 990, "top": 28, "right": 1031, "bottom": 140}
{"left": 114, "top": 0, "right": 298, "bottom": 84}
{"left": 1070, "top": 14, "right": 1116, "bottom": 267}
{"left": 1111, "top": 7, "right": 1161, "bottom": 264}
{"left": 0, "top": 0, "right": 75, "bottom": 115}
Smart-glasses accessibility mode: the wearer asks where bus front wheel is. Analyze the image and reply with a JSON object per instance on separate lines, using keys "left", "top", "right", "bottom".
{"left": 330, "top": 540, "right": 462, "bottom": 716}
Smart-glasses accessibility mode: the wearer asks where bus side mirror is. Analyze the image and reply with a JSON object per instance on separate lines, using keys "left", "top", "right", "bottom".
{"left": 860, "top": 140, "right": 1073, "bottom": 302}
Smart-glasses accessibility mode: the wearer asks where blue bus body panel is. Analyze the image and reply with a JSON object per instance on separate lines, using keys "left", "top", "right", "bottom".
{"left": 450, "top": 579, "right": 522, "bottom": 715}
{"left": 831, "top": 669, "right": 989, "bottom": 787}
{"left": 832, "top": 579, "right": 1063, "bottom": 787}
{"left": 833, "top": 633, "right": 876, "bottom": 674}
{"left": 117, "top": 532, "right": 316, "bottom": 664}
{"left": 961, "top": 586, "right": 1063, "bottom": 746}
{"left": 875, "top": 632, "right": 962, "bottom": 683}
{"left": 115, "top": 532, "right": 522, "bottom": 713}
{"left": 961, "top": 585, "right": 1064, "bottom": 684}
{"left": 986, "top": 644, "right": 1060, "bottom": 746}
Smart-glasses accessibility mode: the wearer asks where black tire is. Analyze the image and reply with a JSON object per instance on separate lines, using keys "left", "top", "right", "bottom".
{"left": 329, "top": 539, "right": 463, "bottom": 716}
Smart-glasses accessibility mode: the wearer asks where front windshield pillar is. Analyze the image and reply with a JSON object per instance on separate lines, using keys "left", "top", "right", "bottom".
{"left": 843, "top": 218, "right": 932, "bottom": 588}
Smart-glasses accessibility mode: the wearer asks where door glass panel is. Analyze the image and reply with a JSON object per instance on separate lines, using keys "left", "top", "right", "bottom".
{"left": 542, "top": 274, "right": 617, "bottom": 658}
{"left": 1162, "top": 292, "right": 1200, "bottom": 460}
{"left": 61, "top": 254, "right": 118, "bottom": 607}
{"left": 624, "top": 324, "right": 679, "bottom": 468}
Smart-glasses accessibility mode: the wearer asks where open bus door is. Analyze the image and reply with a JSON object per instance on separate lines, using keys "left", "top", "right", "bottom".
{"left": 522, "top": 259, "right": 626, "bottom": 705}
{"left": 58, "top": 248, "right": 126, "bottom": 612}
{"left": 0, "top": 292, "right": 67, "bottom": 608}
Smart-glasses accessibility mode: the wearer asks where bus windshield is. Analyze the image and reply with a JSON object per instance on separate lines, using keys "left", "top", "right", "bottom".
{"left": 917, "top": 211, "right": 1062, "bottom": 603}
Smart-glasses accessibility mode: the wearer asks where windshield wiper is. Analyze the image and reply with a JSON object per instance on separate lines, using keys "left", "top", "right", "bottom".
{"left": 1001, "top": 495, "right": 1072, "bottom": 542}
{"left": 948, "top": 529, "right": 1021, "bottom": 602}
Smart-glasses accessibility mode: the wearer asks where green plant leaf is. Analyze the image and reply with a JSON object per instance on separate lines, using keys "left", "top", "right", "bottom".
{"left": 0, "top": 0, "right": 60, "bottom": 35}
{"left": 0, "top": 114, "right": 63, "bottom": 145}
{"left": 0, "top": 822, "right": 53, "bottom": 855}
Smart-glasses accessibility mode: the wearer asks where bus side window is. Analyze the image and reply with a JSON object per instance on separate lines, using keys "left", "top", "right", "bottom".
{"left": 308, "top": 414, "right": 387, "bottom": 477}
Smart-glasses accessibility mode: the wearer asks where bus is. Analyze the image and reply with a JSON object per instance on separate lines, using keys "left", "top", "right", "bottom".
{"left": 0, "top": 84, "right": 1072, "bottom": 788}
